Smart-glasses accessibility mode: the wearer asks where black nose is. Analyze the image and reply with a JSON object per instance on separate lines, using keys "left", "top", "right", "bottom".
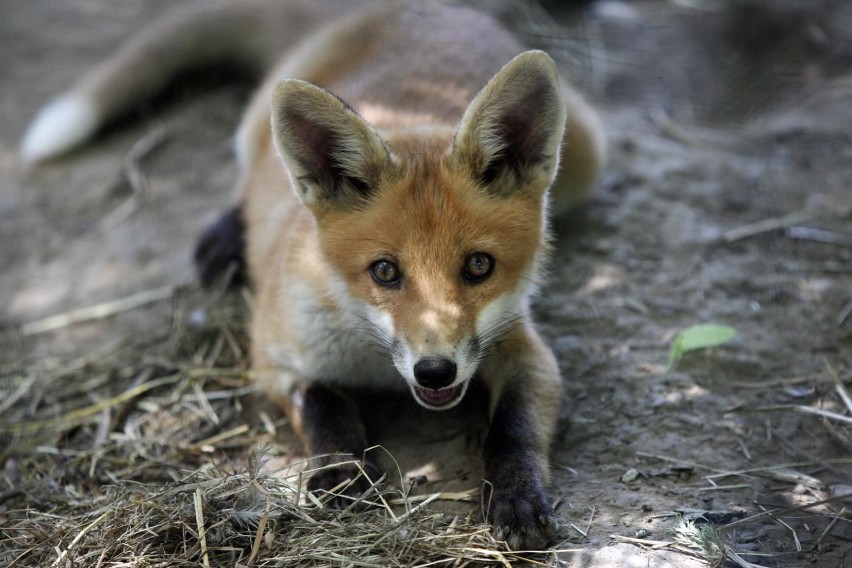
{"left": 413, "top": 358, "right": 457, "bottom": 389}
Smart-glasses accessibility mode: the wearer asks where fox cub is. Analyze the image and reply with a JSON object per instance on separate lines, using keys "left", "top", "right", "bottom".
{"left": 23, "top": 0, "right": 605, "bottom": 549}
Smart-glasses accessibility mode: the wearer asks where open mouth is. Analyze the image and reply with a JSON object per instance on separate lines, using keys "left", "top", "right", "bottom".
{"left": 413, "top": 384, "right": 464, "bottom": 408}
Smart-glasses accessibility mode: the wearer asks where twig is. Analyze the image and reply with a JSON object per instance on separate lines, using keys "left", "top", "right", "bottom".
{"left": 1, "top": 373, "right": 182, "bottom": 433}
{"left": 245, "top": 496, "right": 270, "bottom": 568}
{"left": 785, "top": 226, "right": 852, "bottom": 247}
{"left": 838, "top": 299, "right": 852, "bottom": 326}
{"left": 189, "top": 425, "right": 250, "bottom": 450}
{"left": 193, "top": 381, "right": 221, "bottom": 426}
{"left": 718, "top": 495, "right": 848, "bottom": 533}
{"left": 758, "top": 505, "right": 801, "bottom": 552}
{"left": 194, "top": 488, "right": 211, "bottom": 568}
{"left": 0, "top": 374, "right": 37, "bottom": 415}
{"left": 823, "top": 357, "right": 852, "bottom": 415}
{"left": 461, "top": 547, "right": 512, "bottom": 567}
{"left": 754, "top": 467, "right": 822, "bottom": 489}
{"left": 341, "top": 473, "right": 388, "bottom": 516}
{"left": 21, "top": 285, "right": 176, "bottom": 336}
{"left": 721, "top": 209, "right": 825, "bottom": 243}
{"left": 400, "top": 489, "right": 478, "bottom": 503}
{"left": 610, "top": 534, "right": 672, "bottom": 548}
{"left": 697, "top": 484, "right": 751, "bottom": 492}
{"left": 51, "top": 510, "right": 110, "bottom": 567}
{"left": 705, "top": 459, "right": 852, "bottom": 483}
{"left": 817, "top": 506, "right": 846, "bottom": 544}
{"left": 726, "top": 373, "right": 822, "bottom": 389}
{"left": 99, "top": 126, "right": 168, "bottom": 232}
{"left": 747, "top": 404, "right": 852, "bottom": 425}
{"left": 570, "top": 506, "right": 596, "bottom": 538}
{"left": 724, "top": 546, "right": 769, "bottom": 568}
{"left": 393, "top": 492, "right": 440, "bottom": 524}
{"left": 650, "top": 106, "right": 706, "bottom": 148}
{"left": 635, "top": 451, "right": 723, "bottom": 473}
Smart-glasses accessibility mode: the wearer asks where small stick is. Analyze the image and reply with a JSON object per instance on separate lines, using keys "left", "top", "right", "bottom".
{"left": 749, "top": 404, "right": 852, "bottom": 425}
{"left": 0, "top": 375, "right": 37, "bottom": 415}
{"left": 391, "top": 492, "right": 440, "bottom": 525}
{"left": 722, "top": 209, "right": 824, "bottom": 243}
{"left": 51, "top": 510, "right": 110, "bottom": 567}
{"left": 245, "top": 499, "right": 269, "bottom": 568}
{"left": 823, "top": 357, "right": 852, "bottom": 415}
{"left": 585, "top": 506, "right": 596, "bottom": 537}
{"left": 342, "top": 473, "right": 388, "bottom": 516}
{"left": 724, "top": 546, "right": 769, "bottom": 568}
{"left": 193, "top": 381, "right": 221, "bottom": 426}
{"left": 99, "top": 126, "right": 168, "bottom": 232}
{"left": 650, "top": 106, "right": 706, "bottom": 148}
{"left": 461, "top": 547, "right": 513, "bottom": 567}
{"left": 22, "top": 285, "right": 176, "bottom": 336}
{"left": 719, "top": 495, "right": 847, "bottom": 533}
{"left": 817, "top": 506, "right": 846, "bottom": 544}
{"left": 1, "top": 373, "right": 182, "bottom": 433}
{"left": 697, "top": 484, "right": 751, "bottom": 492}
{"left": 758, "top": 505, "right": 801, "bottom": 552}
{"left": 635, "top": 451, "right": 723, "bottom": 473}
{"left": 838, "top": 300, "right": 852, "bottom": 326}
{"left": 610, "top": 534, "right": 672, "bottom": 548}
{"left": 785, "top": 226, "right": 852, "bottom": 247}
{"left": 194, "top": 488, "right": 211, "bottom": 568}
{"left": 190, "top": 425, "right": 250, "bottom": 450}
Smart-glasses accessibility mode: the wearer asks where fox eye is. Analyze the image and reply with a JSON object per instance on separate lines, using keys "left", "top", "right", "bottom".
{"left": 463, "top": 252, "right": 494, "bottom": 284}
{"left": 370, "top": 259, "right": 401, "bottom": 288}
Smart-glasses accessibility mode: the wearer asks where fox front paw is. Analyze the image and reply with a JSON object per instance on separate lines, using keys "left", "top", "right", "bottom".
{"left": 488, "top": 485, "right": 558, "bottom": 550}
{"left": 307, "top": 461, "right": 380, "bottom": 509}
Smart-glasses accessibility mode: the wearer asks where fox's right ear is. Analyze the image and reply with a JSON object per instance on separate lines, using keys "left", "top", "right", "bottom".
{"left": 271, "top": 79, "right": 392, "bottom": 212}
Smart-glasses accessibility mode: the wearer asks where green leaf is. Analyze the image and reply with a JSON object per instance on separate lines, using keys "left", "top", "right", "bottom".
{"left": 668, "top": 324, "right": 736, "bottom": 365}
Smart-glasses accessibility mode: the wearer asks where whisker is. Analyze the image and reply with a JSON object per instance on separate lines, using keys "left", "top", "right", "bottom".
{"left": 343, "top": 313, "right": 396, "bottom": 357}
{"left": 475, "top": 311, "right": 529, "bottom": 358}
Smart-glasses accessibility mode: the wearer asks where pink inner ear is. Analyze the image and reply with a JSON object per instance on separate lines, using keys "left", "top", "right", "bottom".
{"left": 281, "top": 109, "right": 338, "bottom": 176}
{"left": 493, "top": 78, "right": 556, "bottom": 164}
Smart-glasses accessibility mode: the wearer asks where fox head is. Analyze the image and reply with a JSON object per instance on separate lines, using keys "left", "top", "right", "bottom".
{"left": 271, "top": 51, "right": 567, "bottom": 409}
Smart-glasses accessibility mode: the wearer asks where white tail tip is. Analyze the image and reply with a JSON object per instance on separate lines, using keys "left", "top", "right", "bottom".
{"left": 21, "top": 94, "right": 100, "bottom": 164}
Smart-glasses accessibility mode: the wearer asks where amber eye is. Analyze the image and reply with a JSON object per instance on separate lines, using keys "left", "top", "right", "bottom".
{"left": 463, "top": 252, "right": 494, "bottom": 284}
{"left": 370, "top": 259, "right": 401, "bottom": 288}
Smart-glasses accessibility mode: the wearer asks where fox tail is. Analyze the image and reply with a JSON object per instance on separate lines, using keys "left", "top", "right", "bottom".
{"left": 21, "top": 1, "right": 331, "bottom": 163}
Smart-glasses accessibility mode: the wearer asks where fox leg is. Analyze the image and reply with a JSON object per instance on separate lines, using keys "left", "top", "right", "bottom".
{"left": 289, "top": 383, "right": 381, "bottom": 506}
{"left": 194, "top": 205, "right": 247, "bottom": 288}
{"left": 481, "top": 327, "right": 562, "bottom": 550}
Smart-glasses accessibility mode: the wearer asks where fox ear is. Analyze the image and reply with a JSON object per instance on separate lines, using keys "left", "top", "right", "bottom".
{"left": 452, "top": 50, "right": 567, "bottom": 198}
{"left": 271, "top": 79, "right": 392, "bottom": 211}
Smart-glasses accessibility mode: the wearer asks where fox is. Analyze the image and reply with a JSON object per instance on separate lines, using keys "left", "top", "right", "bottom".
{"left": 22, "top": 0, "right": 605, "bottom": 550}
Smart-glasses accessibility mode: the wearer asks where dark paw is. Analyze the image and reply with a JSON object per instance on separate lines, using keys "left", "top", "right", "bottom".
{"left": 194, "top": 206, "right": 246, "bottom": 288}
{"left": 307, "top": 461, "right": 381, "bottom": 509}
{"left": 485, "top": 485, "right": 558, "bottom": 550}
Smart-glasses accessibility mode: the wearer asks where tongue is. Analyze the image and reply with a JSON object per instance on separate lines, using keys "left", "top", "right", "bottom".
{"left": 416, "top": 385, "right": 462, "bottom": 407}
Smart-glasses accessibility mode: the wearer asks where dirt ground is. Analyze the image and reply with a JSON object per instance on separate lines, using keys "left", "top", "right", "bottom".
{"left": 2, "top": 1, "right": 851, "bottom": 566}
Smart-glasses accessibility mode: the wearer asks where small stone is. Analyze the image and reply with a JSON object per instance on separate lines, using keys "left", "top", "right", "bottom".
{"left": 622, "top": 468, "right": 640, "bottom": 483}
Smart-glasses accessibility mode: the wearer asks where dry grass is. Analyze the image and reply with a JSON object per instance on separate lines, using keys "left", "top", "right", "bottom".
{"left": 4, "top": 288, "right": 851, "bottom": 567}
{"left": 1, "top": 291, "right": 577, "bottom": 567}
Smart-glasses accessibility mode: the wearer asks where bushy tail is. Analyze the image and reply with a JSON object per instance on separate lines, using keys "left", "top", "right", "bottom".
{"left": 20, "top": 0, "right": 352, "bottom": 163}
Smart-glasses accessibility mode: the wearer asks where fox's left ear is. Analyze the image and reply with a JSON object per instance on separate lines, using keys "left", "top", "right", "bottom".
{"left": 451, "top": 50, "right": 567, "bottom": 198}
